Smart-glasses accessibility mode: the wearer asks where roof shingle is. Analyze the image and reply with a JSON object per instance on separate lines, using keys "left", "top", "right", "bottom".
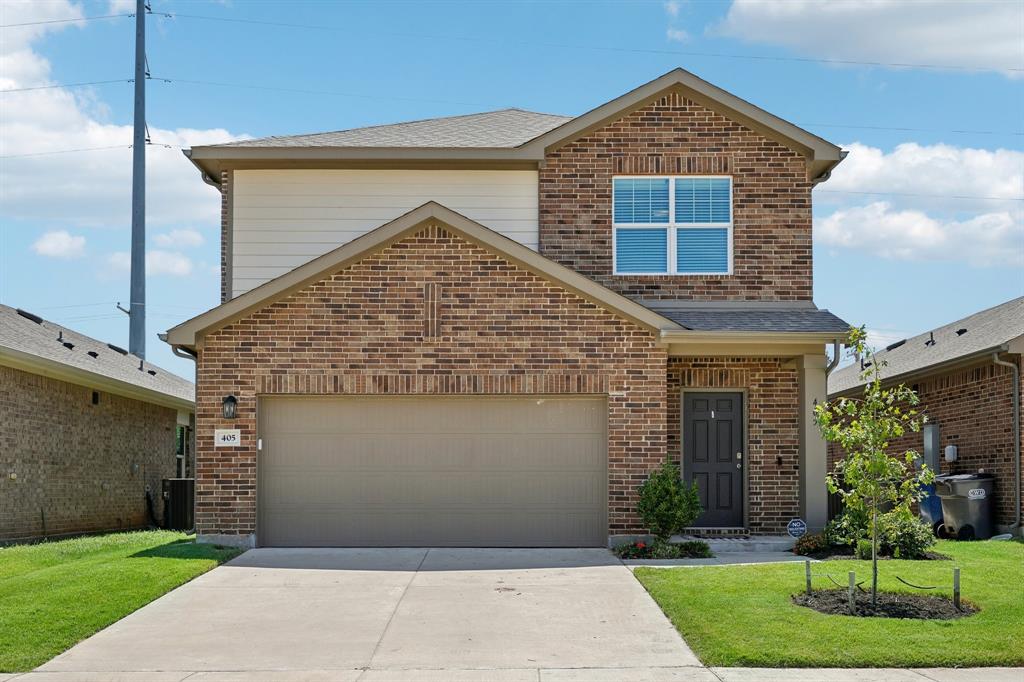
{"left": 211, "top": 109, "right": 571, "bottom": 150}
{"left": 828, "top": 297, "right": 1024, "bottom": 395}
{"left": 0, "top": 304, "right": 194, "bottom": 406}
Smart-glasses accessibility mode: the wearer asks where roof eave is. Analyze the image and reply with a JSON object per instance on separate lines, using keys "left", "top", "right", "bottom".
{"left": 661, "top": 330, "right": 849, "bottom": 344}
{"left": 0, "top": 345, "right": 195, "bottom": 412}
{"left": 829, "top": 343, "right": 1011, "bottom": 398}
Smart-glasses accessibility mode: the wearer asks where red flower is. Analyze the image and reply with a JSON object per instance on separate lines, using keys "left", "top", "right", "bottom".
{"left": 636, "top": 542, "right": 646, "bottom": 549}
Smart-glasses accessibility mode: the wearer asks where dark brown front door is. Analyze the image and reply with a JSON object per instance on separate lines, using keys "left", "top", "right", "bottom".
{"left": 683, "top": 392, "right": 744, "bottom": 527}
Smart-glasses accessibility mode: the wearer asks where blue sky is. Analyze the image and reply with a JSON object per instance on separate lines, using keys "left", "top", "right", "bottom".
{"left": 1, "top": 0, "right": 1022, "bottom": 380}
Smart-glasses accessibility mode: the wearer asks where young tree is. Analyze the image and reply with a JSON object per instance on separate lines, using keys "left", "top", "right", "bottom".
{"left": 815, "top": 326, "right": 932, "bottom": 605}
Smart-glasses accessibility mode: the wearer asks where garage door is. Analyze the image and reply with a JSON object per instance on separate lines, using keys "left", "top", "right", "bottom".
{"left": 258, "top": 396, "right": 607, "bottom": 547}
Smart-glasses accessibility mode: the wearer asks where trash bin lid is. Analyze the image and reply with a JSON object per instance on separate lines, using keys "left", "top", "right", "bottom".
{"left": 935, "top": 473, "right": 994, "bottom": 481}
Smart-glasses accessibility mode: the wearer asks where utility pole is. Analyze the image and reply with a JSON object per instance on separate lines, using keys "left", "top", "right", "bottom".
{"left": 129, "top": 0, "right": 147, "bottom": 358}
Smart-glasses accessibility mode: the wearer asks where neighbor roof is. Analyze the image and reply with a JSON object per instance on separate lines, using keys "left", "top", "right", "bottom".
{"left": 0, "top": 304, "right": 195, "bottom": 411}
{"left": 212, "top": 109, "right": 572, "bottom": 149}
{"left": 829, "top": 297, "right": 1024, "bottom": 396}
{"left": 186, "top": 68, "right": 844, "bottom": 181}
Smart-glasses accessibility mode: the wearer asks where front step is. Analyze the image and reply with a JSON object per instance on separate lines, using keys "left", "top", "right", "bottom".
{"left": 673, "top": 534, "right": 795, "bottom": 553}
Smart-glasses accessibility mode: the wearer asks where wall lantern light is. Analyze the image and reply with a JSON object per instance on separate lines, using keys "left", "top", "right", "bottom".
{"left": 222, "top": 395, "right": 238, "bottom": 420}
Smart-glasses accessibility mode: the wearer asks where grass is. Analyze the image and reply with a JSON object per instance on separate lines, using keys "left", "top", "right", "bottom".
{"left": 635, "top": 539, "right": 1024, "bottom": 668}
{"left": 0, "top": 530, "right": 241, "bottom": 672}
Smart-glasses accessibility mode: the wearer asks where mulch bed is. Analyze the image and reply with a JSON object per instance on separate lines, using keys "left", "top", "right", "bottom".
{"left": 798, "top": 547, "right": 950, "bottom": 561}
{"left": 793, "top": 589, "right": 976, "bottom": 620}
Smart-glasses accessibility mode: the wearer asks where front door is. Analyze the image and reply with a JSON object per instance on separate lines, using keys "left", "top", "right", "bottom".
{"left": 683, "top": 392, "right": 744, "bottom": 527}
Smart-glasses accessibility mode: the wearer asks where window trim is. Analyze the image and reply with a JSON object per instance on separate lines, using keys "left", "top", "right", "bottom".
{"left": 612, "top": 175, "right": 733, "bottom": 276}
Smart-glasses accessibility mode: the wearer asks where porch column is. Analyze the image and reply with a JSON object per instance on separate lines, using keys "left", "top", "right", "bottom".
{"left": 797, "top": 353, "right": 828, "bottom": 532}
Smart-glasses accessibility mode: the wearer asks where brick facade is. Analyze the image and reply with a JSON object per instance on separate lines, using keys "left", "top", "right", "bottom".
{"left": 0, "top": 365, "right": 177, "bottom": 542}
{"left": 828, "top": 358, "right": 1023, "bottom": 529}
{"left": 539, "top": 90, "right": 813, "bottom": 301}
{"left": 668, "top": 357, "right": 801, "bottom": 534}
{"left": 196, "top": 222, "right": 668, "bottom": 542}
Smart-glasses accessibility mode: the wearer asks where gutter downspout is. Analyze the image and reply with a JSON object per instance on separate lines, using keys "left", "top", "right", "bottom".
{"left": 160, "top": 333, "right": 199, "bottom": 536}
{"left": 992, "top": 351, "right": 1022, "bottom": 534}
{"left": 826, "top": 339, "right": 841, "bottom": 375}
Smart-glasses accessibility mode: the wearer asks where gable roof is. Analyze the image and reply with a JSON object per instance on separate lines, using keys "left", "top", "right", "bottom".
{"left": 164, "top": 202, "right": 683, "bottom": 349}
{"left": 186, "top": 68, "right": 844, "bottom": 182}
{"left": 0, "top": 304, "right": 194, "bottom": 411}
{"left": 211, "top": 109, "right": 571, "bottom": 149}
{"left": 829, "top": 296, "right": 1024, "bottom": 396}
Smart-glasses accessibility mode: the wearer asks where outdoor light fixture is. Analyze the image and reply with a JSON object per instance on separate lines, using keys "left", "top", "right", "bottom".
{"left": 222, "top": 395, "right": 238, "bottom": 420}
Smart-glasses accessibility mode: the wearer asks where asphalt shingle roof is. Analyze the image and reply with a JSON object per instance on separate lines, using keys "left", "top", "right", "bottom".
{"left": 0, "top": 304, "right": 194, "bottom": 405}
{"left": 649, "top": 305, "right": 850, "bottom": 333}
{"left": 828, "top": 296, "right": 1024, "bottom": 395}
{"left": 211, "top": 109, "right": 572, "bottom": 149}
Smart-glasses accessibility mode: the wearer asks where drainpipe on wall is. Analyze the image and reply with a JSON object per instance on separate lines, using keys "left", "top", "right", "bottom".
{"left": 825, "top": 339, "right": 841, "bottom": 376}
{"left": 992, "top": 351, "right": 1022, "bottom": 535}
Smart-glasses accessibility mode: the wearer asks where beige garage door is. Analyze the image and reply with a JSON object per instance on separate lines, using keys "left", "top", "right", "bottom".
{"left": 258, "top": 396, "right": 607, "bottom": 547}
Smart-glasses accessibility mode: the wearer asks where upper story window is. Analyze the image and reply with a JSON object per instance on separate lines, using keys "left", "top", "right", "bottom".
{"left": 613, "top": 176, "right": 732, "bottom": 275}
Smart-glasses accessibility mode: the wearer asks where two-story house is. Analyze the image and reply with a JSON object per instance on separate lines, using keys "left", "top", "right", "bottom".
{"left": 165, "top": 69, "right": 850, "bottom": 549}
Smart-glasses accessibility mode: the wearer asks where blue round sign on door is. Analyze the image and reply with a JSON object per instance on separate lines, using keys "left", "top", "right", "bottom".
{"left": 787, "top": 518, "right": 807, "bottom": 538}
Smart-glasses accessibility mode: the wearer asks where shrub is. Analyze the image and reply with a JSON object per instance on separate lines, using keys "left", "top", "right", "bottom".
{"left": 825, "top": 507, "right": 870, "bottom": 547}
{"left": 881, "top": 511, "right": 936, "bottom": 559}
{"left": 856, "top": 539, "right": 874, "bottom": 560}
{"left": 793, "top": 532, "right": 829, "bottom": 556}
{"left": 637, "top": 459, "right": 702, "bottom": 541}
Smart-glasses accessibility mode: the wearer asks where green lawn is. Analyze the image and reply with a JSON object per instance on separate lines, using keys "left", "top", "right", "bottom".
{"left": 635, "top": 540, "right": 1024, "bottom": 668}
{"left": 0, "top": 530, "right": 241, "bottom": 672}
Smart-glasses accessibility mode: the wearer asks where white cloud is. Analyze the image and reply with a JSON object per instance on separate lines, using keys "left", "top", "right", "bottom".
{"left": 817, "top": 202, "right": 1022, "bottom": 268}
{"left": 827, "top": 143, "right": 1024, "bottom": 207}
{"left": 715, "top": 0, "right": 1024, "bottom": 77}
{"left": 666, "top": 28, "right": 689, "bottom": 43}
{"left": 155, "top": 229, "right": 205, "bottom": 249}
{"left": 32, "top": 230, "right": 86, "bottom": 259}
{"left": 815, "top": 142, "right": 1024, "bottom": 269}
{"left": 664, "top": 1, "right": 681, "bottom": 18}
{"left": 107, "top": 250, "right": 194, "bottom": 277}
{"left": 0, "top": 1, "right": 244, "bottom": 229}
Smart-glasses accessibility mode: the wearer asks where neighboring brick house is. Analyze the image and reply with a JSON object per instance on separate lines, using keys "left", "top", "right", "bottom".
{"left": 166, "top": 69, "right": 851, "bottom": 548}
{"left": 828, "top": 297, "right": 1024, "bottom": 535}
{"left": 0, "top": 305, "right": 195, "bottom": 543}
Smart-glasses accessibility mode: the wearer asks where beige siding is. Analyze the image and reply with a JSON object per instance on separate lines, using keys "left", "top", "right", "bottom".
{"left": 231, "top": 169, "right": 539, "bottom": 297}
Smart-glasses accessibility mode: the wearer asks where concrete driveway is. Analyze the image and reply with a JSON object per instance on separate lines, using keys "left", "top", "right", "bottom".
{"left": 30, "top": 548, "right": 708, "bottom": 681}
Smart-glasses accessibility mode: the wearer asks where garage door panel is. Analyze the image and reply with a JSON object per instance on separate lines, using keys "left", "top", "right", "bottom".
{"left": 262, "top": 433, "right": 606, "bottom": 471}
{"left": 258, "top": 397, "right": 607, "bottom": 547}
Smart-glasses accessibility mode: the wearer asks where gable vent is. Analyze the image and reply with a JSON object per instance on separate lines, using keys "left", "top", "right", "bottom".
{"left": 16, "top": 308, "right": 43, "bottom": 324}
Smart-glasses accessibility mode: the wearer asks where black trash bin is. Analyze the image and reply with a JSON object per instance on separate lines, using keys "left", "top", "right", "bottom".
{"left": 935, "top": 473, "right": 995, "bottom": 540}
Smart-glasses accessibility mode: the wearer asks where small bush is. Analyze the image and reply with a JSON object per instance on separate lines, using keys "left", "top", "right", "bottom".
{"left": 881, "top": 511, "right": 936, "bottom": 559}
{"left": 614, "top": 538, "right": 712, "bottom": 560}
{"left": 793, "top": 532, "right": 829, "bottom": 556}
{"left": 637, "top": 459, "right": 702, "bottom": 541}
{"left": 825, "top": 507, "right": 870, "bottom": 548}
{"left": 856, "top": 539, "right": 874, "bottom": 560}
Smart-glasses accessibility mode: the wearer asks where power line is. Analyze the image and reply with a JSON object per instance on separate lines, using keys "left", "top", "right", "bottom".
{"left": 0, "top": 13, "right": 132, "bottom": 28}
{"left": 5, "top": 74, "right": 1019, "bottom": 137}
{"left": 158, "top": 11, "right": 1024, "bottom": 73}
{"left": 816, "top": 189, "right": 1024, "bottom": 202}
{"left": 0, "top": 145, "right": 130, "bottom": 159}
{"left": 1, "top": 79, "right": 133, "bottom": 94}
{"left": 149, "top": 75, "right": 494, "bottom": 108}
